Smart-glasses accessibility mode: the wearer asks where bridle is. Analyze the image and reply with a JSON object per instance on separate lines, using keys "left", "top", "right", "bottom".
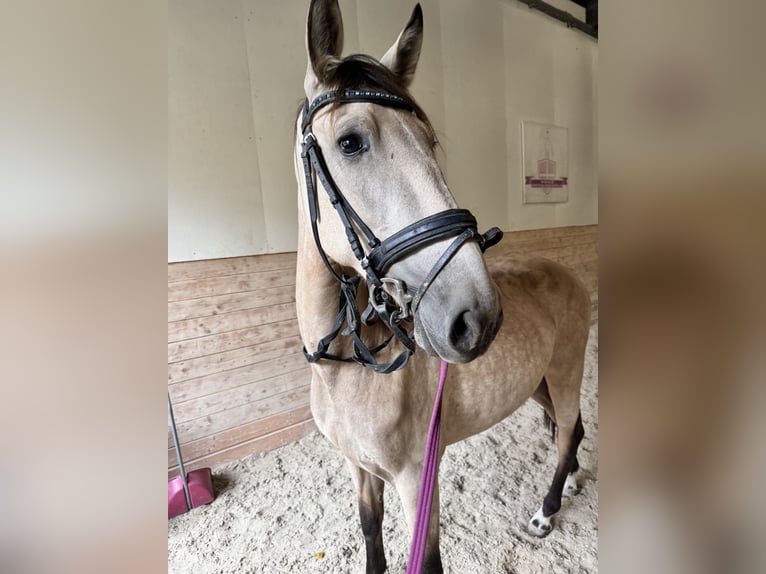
{"left": 300, "top": 88, "right": 503, "bottom": 373}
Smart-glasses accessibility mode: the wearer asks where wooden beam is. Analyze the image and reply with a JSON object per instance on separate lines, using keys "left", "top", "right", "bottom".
{"left": 168, "top": 252, "right": 297, "bottom": 282}
{"left": 168, "top": 418, "right": 317, "bottom": 478}
{"left": 168, "top": 318, "right": 300, "bottom": 363}
{"left": 168, "top": 404, "right": 313, "bottom": 467}
{"left": 168, "top": 335, "right": 303, "bottom": 384}
{"left": 170, "top": 385, "right": 312, "bottom": 446}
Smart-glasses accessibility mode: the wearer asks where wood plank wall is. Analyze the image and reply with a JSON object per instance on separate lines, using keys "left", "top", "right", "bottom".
{"left": 167, "top": 252, "right": 313, "bottom": 477}
{"left": 167, "top": 224, "right": 597, "bottom": 476}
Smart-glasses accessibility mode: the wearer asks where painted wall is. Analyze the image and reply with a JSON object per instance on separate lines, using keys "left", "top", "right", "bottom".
{"left": 169, "top": 0, "right": 597, "bottom": 262}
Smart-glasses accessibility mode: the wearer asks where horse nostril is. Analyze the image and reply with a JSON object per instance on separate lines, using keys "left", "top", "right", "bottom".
{"left": 449, "top": 310, "right": 480, "bottom": 353}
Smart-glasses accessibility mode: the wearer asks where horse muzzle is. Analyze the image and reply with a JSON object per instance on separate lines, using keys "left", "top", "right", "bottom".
{"left": 415, "top": 292, "right": 504, "bottom": 364}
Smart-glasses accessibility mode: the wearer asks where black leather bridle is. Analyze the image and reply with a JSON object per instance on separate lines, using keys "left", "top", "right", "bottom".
{"left": 300, "top": 88, "right": 503, "bottom": 373}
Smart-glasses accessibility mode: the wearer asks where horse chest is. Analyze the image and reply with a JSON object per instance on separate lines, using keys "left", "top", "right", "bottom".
{"left": 310, "top": 369, "right": 423, "bottom": 470}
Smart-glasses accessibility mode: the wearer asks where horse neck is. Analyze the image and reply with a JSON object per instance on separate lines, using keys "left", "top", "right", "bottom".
{"left": 295, "top": 232, "right": 339, "bottom": 349}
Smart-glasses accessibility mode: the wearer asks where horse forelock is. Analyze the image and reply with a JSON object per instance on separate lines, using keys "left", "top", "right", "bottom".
{"left": 306, "top": 54, "right": 436, "bottom": 143}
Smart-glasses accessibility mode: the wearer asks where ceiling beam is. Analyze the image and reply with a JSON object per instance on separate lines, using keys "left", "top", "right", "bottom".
{"left": 515, "top": 0, "right": 598, "bottom": 39}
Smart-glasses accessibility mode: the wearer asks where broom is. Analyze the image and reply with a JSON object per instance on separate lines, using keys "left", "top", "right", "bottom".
{"left": 168, "top": 393, "right": 215, "bottom": 518}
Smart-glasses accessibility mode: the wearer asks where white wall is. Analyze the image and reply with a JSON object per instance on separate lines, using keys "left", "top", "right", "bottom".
{"left": 169, "top": 0, "right": 597, "bottom": 262}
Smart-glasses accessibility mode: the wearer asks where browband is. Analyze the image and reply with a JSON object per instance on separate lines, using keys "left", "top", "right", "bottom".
{"left": 302, "top": 89, "right": 413, "bottom": 132}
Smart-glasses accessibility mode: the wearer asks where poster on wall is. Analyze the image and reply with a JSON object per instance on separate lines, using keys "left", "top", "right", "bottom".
{"left": 521, "top": 121, "right": 569, "bottom": 203}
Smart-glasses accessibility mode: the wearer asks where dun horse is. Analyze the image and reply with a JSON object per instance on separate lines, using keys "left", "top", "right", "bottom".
{"left": 293, "top": 1, "right": 591, "bottom": 572}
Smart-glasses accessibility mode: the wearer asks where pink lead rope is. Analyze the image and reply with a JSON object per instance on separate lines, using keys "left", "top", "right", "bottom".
{"left": 406, "top": 359, "right": 448, "bottom": 574}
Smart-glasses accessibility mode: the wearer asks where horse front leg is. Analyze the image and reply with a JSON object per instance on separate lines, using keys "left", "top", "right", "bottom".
{"left": 395, "top": 465, "right": 444, "bottom": 574}
{"left": 348, "top": 463, "right": 387, "bottom": 574}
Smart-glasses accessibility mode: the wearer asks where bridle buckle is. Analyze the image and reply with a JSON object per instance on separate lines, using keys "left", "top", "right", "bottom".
{"left": 368, "top": 277, "right": 413, "bottom": 326}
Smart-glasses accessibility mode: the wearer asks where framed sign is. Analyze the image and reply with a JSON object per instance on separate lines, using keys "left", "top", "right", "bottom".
{"left": 521, "top": 121, "right": 569, "bottom": 203}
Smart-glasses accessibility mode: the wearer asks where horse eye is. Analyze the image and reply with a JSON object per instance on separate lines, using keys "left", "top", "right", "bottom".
{"left": 337, "top": 134, "right": 366, "bottom": 157}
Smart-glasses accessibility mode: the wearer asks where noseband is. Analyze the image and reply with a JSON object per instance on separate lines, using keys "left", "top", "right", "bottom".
{"left": 300, "top": 89, "right": 502, "bottom": 373}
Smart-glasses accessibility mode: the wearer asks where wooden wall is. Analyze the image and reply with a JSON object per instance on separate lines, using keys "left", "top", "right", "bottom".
{"left": 167, "top": 225, "right": 597, "bottom": 476}
{"left": 167, "top": 252, "right": 313, "bottom": 477}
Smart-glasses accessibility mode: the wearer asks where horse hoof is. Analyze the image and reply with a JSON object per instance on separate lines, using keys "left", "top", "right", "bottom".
{"left": 527, "top": 507, "right": 553, "bottom": 537}
{"left": 563, "top": 472, "right": 581, "bottom": 497}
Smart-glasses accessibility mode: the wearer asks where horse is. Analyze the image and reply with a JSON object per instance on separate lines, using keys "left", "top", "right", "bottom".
{"left": 293, "top": 2, "right": 591, "bottom": 572}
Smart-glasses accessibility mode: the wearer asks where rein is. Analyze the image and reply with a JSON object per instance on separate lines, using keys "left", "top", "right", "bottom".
{"left": 300, "top": 89, "right": 503, "bottom": 373}
{"left": 406, "top": 359, "right": 448, "bottom": 574}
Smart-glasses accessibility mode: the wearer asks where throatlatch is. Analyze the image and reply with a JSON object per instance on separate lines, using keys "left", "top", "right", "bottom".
{"left": 300, "top": 89, "right": 503, "bottom": 373}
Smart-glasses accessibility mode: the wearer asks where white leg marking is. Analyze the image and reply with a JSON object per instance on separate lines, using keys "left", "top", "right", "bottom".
{"left": 527, "top": 505, "right": 553, "bottom": 537}
{"left": 563, "top": 471, "right": 581, "bottom": 497}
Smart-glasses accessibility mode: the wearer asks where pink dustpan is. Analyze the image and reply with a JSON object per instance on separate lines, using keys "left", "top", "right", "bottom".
{"left": 168, "top": 394, "right": 216, "bottom": 518}
{"left": 168, "top": 468, "right": 215, "bottom": 518}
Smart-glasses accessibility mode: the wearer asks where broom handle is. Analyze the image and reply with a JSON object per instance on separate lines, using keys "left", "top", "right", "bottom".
{"left": 168, "top": 393, "right": 192, "bottom": 511}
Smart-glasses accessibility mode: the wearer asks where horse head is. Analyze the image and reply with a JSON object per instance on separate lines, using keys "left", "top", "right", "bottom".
{"left": 297, "top": 0, "right": 503, "bottom": 364}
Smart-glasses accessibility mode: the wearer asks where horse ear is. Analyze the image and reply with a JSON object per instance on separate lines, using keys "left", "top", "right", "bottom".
{"left": 380, "top": 4, "right": 423, "bottom": 88}
{"left": 305, "top": 0, "right": 344, "bottom": 95}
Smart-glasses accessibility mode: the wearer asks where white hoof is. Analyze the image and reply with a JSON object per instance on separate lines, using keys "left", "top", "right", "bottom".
{"left": 563, "top": 472, "right": 581, "bottom": 497}
{"left": 528, "top": 506, "right": 553, "bottom": 537}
